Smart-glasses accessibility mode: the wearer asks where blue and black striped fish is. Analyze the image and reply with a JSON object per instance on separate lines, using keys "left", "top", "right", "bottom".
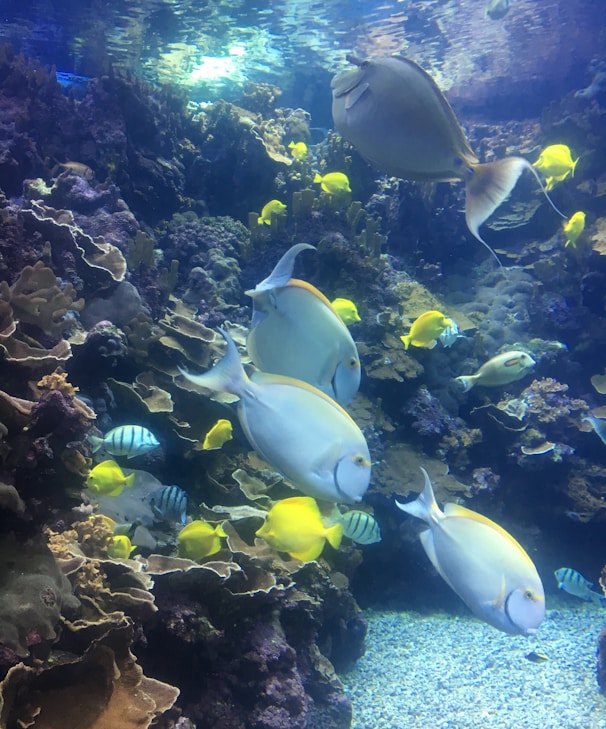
{"left": 340, "top": 509, "right": 382, "bottom": 545}
{"left": 554, "top": 567, "right": 606, "bottom": 606}
{"left": 149, "top": 485, "right": 188, "bottom": 526}
{"left": 90, "top": 425, "right": 160, "bottom": 459}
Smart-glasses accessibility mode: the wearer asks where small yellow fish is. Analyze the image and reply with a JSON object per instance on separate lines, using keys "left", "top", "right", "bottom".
{"left": 201, "top": 418, "right": 233, "bottom": 450}
{"left": 533, "top": 144, "right": 578, "bottom": 185}
{"left": 331, "top": 298, "right": 361, "bottom": 326}
{"left": 107, "top": 535, "right": 136, "bottom": 559}
{"left": 177, "top": 520, "right": 227, "bottom": 561}
{"left": 313, "top": 172, "right": 351, "bottom": 194}
{"left": 255, "top": 496, "right": 343, "bottom": 562}
{"left": 400, "top": 310, "right": 453, "bottom": 350}
{"left": 288, "top": 141, "right": 308, "bottom": 160}
{"left": 563, "top": 211, "right": 586, "bottom": 248}
{"left": 258, "top": 199, "right": 287, "bottom": 225}
{"left": 86, "top": 460, "right": 135, "bottom": 496}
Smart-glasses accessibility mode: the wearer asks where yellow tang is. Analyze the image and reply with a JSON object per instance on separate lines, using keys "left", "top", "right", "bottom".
{"left": 256, "top": 496, "right": 343, "bottom": 561}
{"left": 258, "top": 199, "right": 287, "bottom": 225}
{"left": 563, "top": 211, "right": 586, "bottom": 248}
{"left": 331, "top": 297, "right": 361, "bottom": 326}
{"left": 86, "top": 460, "right": 135, "bottom": 496}
{"left": 246, "top": 244, "right": 361, "bottom": 406}
{"left": 107, "top": 535, "right": 136, "bottom": 559}
{"left": 288, "top": 141, "right": 308, "bottom": 160}
{"left": 313, "top": 172, "right": 351, "bottom": 194}
{"left": 177, "top": 520, "right": 227, "bottom": 561}
{"left": 533, "top": 144, "right": 578, "bottom": 183}
{"left": 331, "top": 55, "right": 566, "bottom": 267}
{"left": 397, "top": 468, "right": 545, "bottom": 635}
{"left": 201, "top": 418, "right": 233, "bottom": 450}
{"left": 180, "top": 328, "right": 371, "bottom": 504}
{"left": 400, "top": 310, "right": 453, "bottom": 350}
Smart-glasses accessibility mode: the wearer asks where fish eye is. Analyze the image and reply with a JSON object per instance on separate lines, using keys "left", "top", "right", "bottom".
{"left": 348, "top": 357, "right": 359, "bottom": 369}
{"left": 353, "top": 455, "right": 368, "bottom": 467}
{"left": 524, "top": 589, "right": 535, "bottom": 600}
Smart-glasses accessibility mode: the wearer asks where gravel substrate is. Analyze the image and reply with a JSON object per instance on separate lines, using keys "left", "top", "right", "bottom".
{"left": 342, "top": 597, "right": 606, "bottom": 729}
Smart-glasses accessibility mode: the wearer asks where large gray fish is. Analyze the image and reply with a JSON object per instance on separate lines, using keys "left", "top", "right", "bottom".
{"left": 246, "top": 244, "right": 361, "bottom": 406}
{"left": 397, "top": 468, "right": 545, "bottom": 635}
{"left": 331, "top": 55, "right": 564, "bottom": 264}
{"left": 180, "top": 329, "right": 371, "bottom": 503}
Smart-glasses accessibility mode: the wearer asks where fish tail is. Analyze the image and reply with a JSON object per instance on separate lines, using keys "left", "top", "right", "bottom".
{"left": 89, "top": 434, "right": 103, "bottom": 453}
{"left": 246, "top": 243, "right": 316, "bottom": 295}
{"left": 214, "top": 523, "right": 228, "bottom": 539}
{"left": 400, "top": 334, "right": 411, "bottom": 350}
{"left": 454, "top": 375, "right": 476, "bottom": 392}
{"left": 124, "top": 473, "right": 136, "bottom": 489}
{"left": 313, "top": 173, "right": 322, "bottom": 183}
{"left": 179, "top": 329, "right": 248, "bottom": 398}
{"left": 396, "top": 467, "right": 441, "bottom": 524}
{"left": 591, "top": 591, "right": 606, "bottom": 607}
{"left": 571, "top": 156, "right": 579, "bottom": 177}
{"left": 325, "top": 523, "right": 344, "bottom": 551}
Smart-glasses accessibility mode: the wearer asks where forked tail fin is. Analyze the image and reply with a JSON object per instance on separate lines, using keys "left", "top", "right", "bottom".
{"left": 465, "top": 156, "right": 568, "bottom": 268}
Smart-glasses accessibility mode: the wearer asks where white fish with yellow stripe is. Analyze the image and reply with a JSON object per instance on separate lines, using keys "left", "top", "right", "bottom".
{"left": 246, "top": 244, "right": 361, "bottom": 406}
{"left": 180, "top": 329, "right": 371, "bottom": 503}
{"left": 397, "top": 468, "right": 545, "bottom": 635}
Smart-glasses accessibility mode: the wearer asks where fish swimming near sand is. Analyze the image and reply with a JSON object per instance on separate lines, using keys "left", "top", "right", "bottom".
{"left": 256, "top": 496, "right": 344, "bottom": 561}
{"left": 455, "top": 351, "right": 536, "bottom": 391}
{"left": 90, "top": 425, "right": 160, "bottom": 459}
{"left": 397, "top": 468, "right": 545, "bottom": 635}
{"left": 246, "top": 244, "right": 361, "bottom": 405}
{"left": 554, "top": 567, "right": 605, "bottom": 606}
{"left": 180, "top": 328, "right": 371, "bottom": 503}
{"left": 331, "top": 55, "right": 565, "bottom": 265}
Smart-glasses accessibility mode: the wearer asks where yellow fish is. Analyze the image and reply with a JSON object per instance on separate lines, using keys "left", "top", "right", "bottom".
{"left": 331, "top": 298, "right": 361, "bottom": 326}
{"left": 256, "top": 496, "right": 343, "bottom": 562}
{"left": 107, "top": 535, "right": 136, "bottom": 559}
{"left": 288, "top": 141, "right": 308, "bottom": 160}
{"left": 397, "top": 468, "right": 545, "bottom": 635}
{"left": 258, "top": 199, "right": 287, "bottom": 225}
{"left": 177, "top": 520, "right": 227, "bottom": 561}
{"left": 313, "top": 172, "right": 351, "bottom": 194}
{"left": 533, "top": 144, "right": 578, "bottom": 184}
{"left": 201, "top": 418, "right": 233, "bottom": 450}
{"left": 563, "top": 211, "right": 586, "bottom": 248}
{"left": 455, "top": 350, "right": 536, "bottom": 392}
{"left": 400, "top": 310, "right": 453, "bottom": 350}
{"left": 86, "top": 460, "right": 135, "bottom": 496}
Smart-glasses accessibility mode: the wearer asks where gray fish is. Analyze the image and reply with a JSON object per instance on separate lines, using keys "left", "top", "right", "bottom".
{"left": 331, "top": 55, "right": 564, "bottom": 265}
{"left": 340, "top": 509, "right": 382, "bottom": 544}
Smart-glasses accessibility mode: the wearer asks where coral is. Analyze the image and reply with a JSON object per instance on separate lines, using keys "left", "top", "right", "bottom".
{"left": 0, "top": 534, "right": 80, "bottom": 661}
{"left": 0, "top": 620, "right": 179, "bottom": 728}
